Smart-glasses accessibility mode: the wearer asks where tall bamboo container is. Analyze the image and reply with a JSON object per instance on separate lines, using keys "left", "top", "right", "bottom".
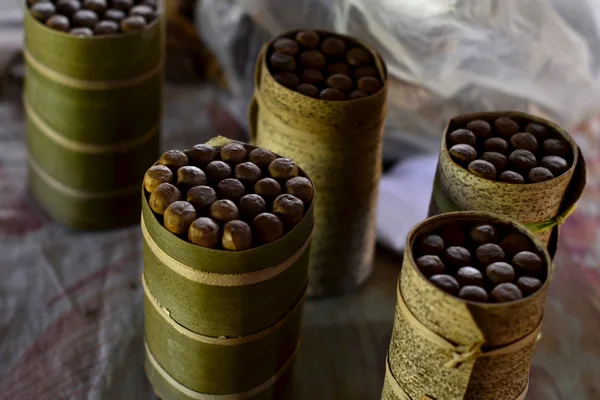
{"left": 24, "top": 4, "right": 164, "bottom": 230}
{"left": 249, "top": 30, "right": 388, "bottom": 297}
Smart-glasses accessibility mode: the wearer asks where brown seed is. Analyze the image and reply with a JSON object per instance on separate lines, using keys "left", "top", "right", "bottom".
{"left": 205, "top": 160, "right": 232, "bottom": 183}
{"left": 159, "top": 150, "right": 188, "bottom": 172}
{"left": 254, "top": 178, "right": 282, "bottom": 201}
{"left": 494, "top": 117, "right": 520, "bottom": 138}
{"left": 525, "top": 122, "right": 549, "bottom": 141}
{"left": 327, "top": 62, "right": 351, "bottom": 77}
{"left": 299, "top": 50, "right": 326, "bottom": 70}
{"left": 449, "top": 144, "right": 477, "bottom": 164}
{"left": 345, "top": 47, "right": 372, "bottom": 66}
{"left": 248, "top": 148, "right": 277, "bottom": 170}
{"left": 94, "top": 20, "right": 119, "bottom": 35}
{"left": 326, "top": 74, "right": 353, "bottom": 93}
{"left": 273, "top": 72, "right": 300, "bottom": 89}
{"left": 301, "top": 69, "right": 325, "bottom": 86}
{"left": 269, "top": 158, "right": 298, "bottom": 181}
{"left": 448, "top": 129, "right": 476, "bottom": 147}
{"left": 295, "top": 30, "right": 320, "bottom": 48}
{"left": 209, "top": 199, "right": 239, "bottom": 224}
{"left": 483, "top": 137, "right": 509, "bottom": 154}
{"left": 31, "top": 2, "right": 56, "bottom": 22}
{"left": 542, "top": 138, "right": 570, "bottom": 157}
{"left": 252, "top": 213, "right": 284, "bottom": 244}
{"left": 188, "top": 217, "right": 220, "bottom": 248}
{"left": 56, "top": 0, "right": 81, "bottom": 17}
{"left": 112, "top": 0, "right": 133, "bottom": 11}
{"left": 415, "top": 234, "right": 445, "bottom": 256}
{"left": 296, "top": 83, "right": 319, "bottom": 98}
{"left": 120, "top": 15, "right": 146, "bottom": 32}
{"left": 490, "top": 283, "right": 522, "bottom": 303}
{"left": 216, "top": 178, "right": 245, "bottom": 203}
{"left": 163, "top": 201, "right": 197, "bottom": 235}
{"left": 429, "top": 274, "right": 459, "bottom": 295}
{"left": 516, "top": 276, "right": 543, "bottom": 296}
{"left": 83, "top": 0, "right": 106, "bottom": 13}
{"left": 499, "top": 170, "right": 525, "bottom": 184}
{"left": 321, "top": 37, "right": 346, "bottom": 57}
{"left": 235, "top": 162, "right": 262, "bottom": 187}
{"left": 222, "top": 220, "right": 253, "bottom": 251}
{"left": 510, "top": 132, "right": 538, "bottom": 152}
{"left": 458, "top": 286, "right": 489, "bottom": 302}
{"left": 129, "top": 4, "right": 155, "bottom": 22}
{"left": 485, "top": 262, "right": 515, "bottom": 285}
{"left": 348, "top": 90, "right": 368, "bottom": 100}
{"left": 470, "top": 224, "right": 497, "bottom": 245}
{"left": 184, "top": 144, "right": 217, "bottom": 168}
{"left": 500, "top": 233, "right": 533, "bottom": 258}
{"left": 480, "top": 152, "right": 508, "bottom": 172}
{"left": 149, "top": 183, "right": 181, "bottom": 215}
{"left": 466, "top": 120, "right": 493, "bottom": 139}
{"left": 176, "top": 166, "right": 207, "bottom": 192}
{"left": 444, "top": 246, "right": 471, "bottom": 269}
{"left": 354, "top": 67, "right": 379, "bottom": 79}
{"left": 529, "top": 167, "right": 554, "bottom": 183}
{"left": 239, "top": 194, "right": 267, "bottom": 221}
{"left": 70, "top": 27, "right": 94, "bottom": 36}
{"left": 47, "top": 15, "right": 71, "bottom": 32}
{"left": 468, "top": 160, "right": 497, "bottom": 180}
{"left": 439, "top": 226, "right": 466, "bottom": 247}
{"left": 508, "top": 149, "right": 537, "bottom": 170}
{"left": 456, "top": 267, "right": 484, "bottom": 288}
{"left": 416, "top": 255, "right": 445, "bottom": 277}
{"left": 273, "top": 194, "right": 304, "bottom": 227}
{"left": 270, "top": 51, "right": 296, "bottom": 72}
{"left": 144, "top": 165, "right": 173, "bottom": 193}
{"left": 186, "top": 185, "right": 217, "bottom": 212}
{"left": 476, "top": 243, "right": 505, "bottom": 265}
{"left": 357, "top": 77, "right": 382, "bottom": 95}
{"left": 541, "top": 155, "right": 569, "bottom": 176}
{"left": 320, "top": 88, "right": 345, "bottom": 101}
{"left": 512, "top": 251, "right": 544, "bottom": 276}
{"left": 285, "top": 177, "right": 314, "bottom": 204}
{"left": 104, "top": 8, "right": 126, "bottom": 22}
{"left": 220, "top": 144, "right": 247, "bottom": 167}
{"left": 273, "top": 38, "right": 299, "bottom": 56}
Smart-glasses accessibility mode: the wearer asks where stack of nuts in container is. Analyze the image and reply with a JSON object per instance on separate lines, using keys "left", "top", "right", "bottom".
{"left": 143, "top": 142, "right": 314, "bottom": 251}
{"left": 268, "top": 30, "right": 383, "bottom": 100}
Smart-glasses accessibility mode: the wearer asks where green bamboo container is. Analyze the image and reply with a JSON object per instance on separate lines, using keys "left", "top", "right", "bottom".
{"left": 143, "top": 138, "right": 314, "bottom": 399}
{"left": 24, "top": 4, "right": 164, "bottom": 230}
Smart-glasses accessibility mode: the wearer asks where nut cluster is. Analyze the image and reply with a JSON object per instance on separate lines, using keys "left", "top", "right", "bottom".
{"left": 413, "top": 221, "right": 547, "bottom": 303}
{"left": 268, "top": 30, "right": 383, "bottom": 101}
{"left": 28, "top": 0, "right": 157, "bottom": 36}
{"left": 143, "top": 143, "right": 313, "bottom": 251}
{"left": 447, "top": 117, "right": 572, "bottom": 184}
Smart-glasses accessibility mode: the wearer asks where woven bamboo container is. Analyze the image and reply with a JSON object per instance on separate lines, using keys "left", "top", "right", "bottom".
{"left": 24, "top": 5, "right": 164, "bottom": 230}
{"left": 382, "top": 211, "right": 552, "bottom": 400}
{"left": 429, "top": 111, "right": 586, "bottom": 256}
{"left": 143, "top": 138, "right": 314, "bottom": 399}
{"left": 249, "top": 30, "right": 388, "bottom": 297}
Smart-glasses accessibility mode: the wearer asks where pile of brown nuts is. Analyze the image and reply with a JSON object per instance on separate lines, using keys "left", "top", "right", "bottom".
{"left": 144, "top": 143, "right": 313, "bottom": 251}
{"left": 413, "top": 221, "right": 547, "bottom": 303}
{"left": 28, "top": 0, "right": 157, "bottom": 36}
{"left": 447, "top": 116, "right": 573, "bottom": 183}
{"left": 268, "top": 30, "right": 383, "bottom": 100}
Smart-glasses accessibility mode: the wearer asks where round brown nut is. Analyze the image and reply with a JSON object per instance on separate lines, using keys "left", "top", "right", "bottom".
{"left": 47, "top": 15, "right": 71, "bottom": 32}
{"left": 120, "top": 15, "right": 146, "bottom": 32}
{"left": 456, "top": 267, "right": 484, "bottom": 288}
{"left": 470, "top": 224, "right": 497, "bottom": 245}
{"left": 144, "top": 165, "right": 173, "bottom": 193}
{"left": 415, "top": 234, "right": 445, "bottom": 256}
{"left": 159, "top": 150, "right": 188, "bottom": 172}
{"left": 483, "top": 137, "right": 509, "bottom": 154}
{"left": 222, "top": 220, "right": 252, "bottom": 251}
{"left": 512, "top": 251, "right": 544, "bottom": 276}
{"left": 83, "top": 0, "right": 106, "bottom": 13}
{"left": 270, "top": 51, "right": 296, "bottom": 72}
{"left": 273, "top": 38, "right": 299, "bottom": 56}
{"left": 327, "top": 62, "right": 351, "bottom": 77}
{"left": 345, "top": 47, "right": 372, "bottom": 67}
{"left": 295, "top": 30, "right": 320, "bottom": 48}
{"left": 459, "top": 286, "right": 489, "bottom": 302}
{"left": 326, "top": 74, "right": 353, "bottom": 93}
{"left": 209, "top": 199, "right": 239, "bottom": 224}
{"left": 296, "top": 83, "right": 319, "bottom": 98}
{"left": 416, "top": 255, "right": 445, "bottom": 277}
{"left": 129, "top": 4, "right": 155, "bottom": 22}
{"left": 56, "top": 0, "right": 81, "bottom": 17}
{"left": 188, "top": 217, "right": 220, "bottom": 248}
{"left": 221, "top": 143, "right": 247, "bottom": 166}
{"left": 205, "top": 160, "right": 232, "bottom": 183}
{"left": 485, "top": 262, "right": 515, "bottom": 285}
{"left": 216, "top": 178, "right": 245, "bottom": 203}
{"left": 499, "top": 170, "right": 525, "bottom": 184}
{"left": 31, "top": 2, "right": 56, "bottom": 22}
{"left": 273, "top": 72, "right": 300, "bottom": 89}
{"left": 269, "top": 158, "right": 298, "bottom": 181}
{"left": 235, "top": 162, "right": 262, "bottom": 188}
{"left": 104, "top": 9, "right": 126, "bottom": 22}
{"left": 449, "top": 144, "right": 477, "bottom": 164}
{"left": 299, "top": 50, "right": 326, "bottom": 70}
{"left": 500, "top": 233, "right": 533, "bottom": 258}
{"left": 541, "top": 155, "right": 569, "bottom": 176}
{"left": 164, "top": 201, "right": 197, "bottom": 235}
{"left": 177, "top": 166, "right": 207, "bottom": 192}
{"left": 354, "top": 67, "right": 379, "bottom": 79}
{"left": 439, "top": 225, "right": 467, "bottom": 247}
{"left": 468, "top": 160, "right": 497, "bottom": 180}
{"left": 239, "top": 194, "right": 267, "bottom": 221}
{"left": 494, "top": 117, "right": 520, "bottom": 138}
{"left": 149, "top": 183, "right": 181, "bottom": 215}
{"left": 542, "top": 138, "right": 570, "bottom": 157}
{"left": 70, "top": 27, "right": 94, "bottom": 36}
{"left": 529, "top": 167, "right": 554, "bottom": 183}
{"left": 248, "top": 148, "right": 277, "bottom": 170}
{"left": 302, "top": 69, "right": 325, "bottom": 86}
{"left": 525, "top": 122, "right": 549, "bottom": 141}
{"left": 508, "top": 149, "right": 537, "bottom": 170}
{"left": 510, "top": 132, "right": 538, "bottom": 152}
{"left": 252, "top": 213, "right": 284, "bottom": 244}
{"left": 321, "top": 37, "right": 346, "bottom": 57}
{"left": 429, "top": 274, "right": 459, "bottom": 295}
{"left": 320, "top": 88, "right": 345, "bottom": 101}
{"left": 476, "top": 243, "right": 505, "bottom": 266}
{"left": 348, "top": 90, "right": 368, "bottom": 100}
{"left": 285, "top": 177, "right": 314, "bottom": 204}
{"left": 112, "top": 0, "right": 133, "bottom": 11}
{"left": 466, "top": 120, "right": 493, "bottom": 139}
{"left": 94, "top": 20, "right": 119, "bottom": 35}
{"left": 273, "top": 194, "right": 304, "bottom": 227}
{"left": 481, "top": 152, "right": 508, "bottom": 172}
{"left": 356, "top": 77, "right": 382, "bottom": 95}
{"left": 516, "top": 276, "right": 543, "bottom": 296}
{"left": 490, "top": 283, "right": 522, "bottom": 303}
{"left": 448, "top": 129, "right": 477, "bottom": 147}
{"left": 186, "top": 185, "right": 217, "bottom": 212}
{"left": 184, "top": 144, "right": 217, "bottom": 168}
{"left": 73, "top": 9, "right": 99, "bottom": 28}
{"left": 254, "top": 178, "right": 282, "bottom": 201}
{"left": 444, "top": 246, "right": 472, "bottom": 269}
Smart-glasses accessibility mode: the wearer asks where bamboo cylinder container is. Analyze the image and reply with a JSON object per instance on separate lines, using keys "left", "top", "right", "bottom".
{"left": 24, "top": 4, "right": 164, "bottom": 230}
